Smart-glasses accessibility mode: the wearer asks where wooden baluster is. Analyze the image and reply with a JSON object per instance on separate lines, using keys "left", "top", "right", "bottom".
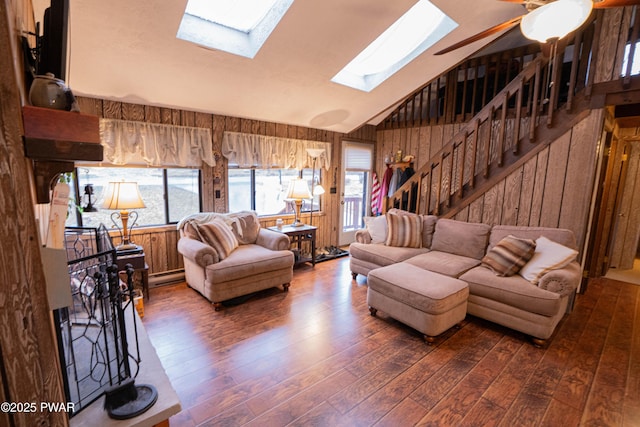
{"left": 497, "top": 94, "right": 508, "bottom": 166}
{"left": 513, "top": 79, "right": 523, "bottom": 154}
{"left": 415, "top": 174, "right": 423, "bottom": 214}
{"left": 470, "top": 119, "right": 479, "bottom": 189}
{"left": 461, "top": 66, "right": 469, "bottom": 122}
{"left": 458, "top": 131, "right": 468, "bottom": 199}
{"left": 445, "top": 151, "right": 453, "bottom": 208}
{"left": 418, "top": 89, "right": 424, "bottom": 126}
{"left": 585, "top": 10, "right": 603, "bottom": 98}
{"left": 484, "top": 105, "right": 494, "bottom": 178}
{"left": 546, "top": 41, "right": 564, "bottom": 128}
{"left": 471, "top": 61, "right": 479, "bottom": 118}
{"left": 423, "top": 170, "right": 431, "bottom": 215}
{"left": 426, "top": 82, "right": 432, "bottom": 125}
{"left": 436, "top": 76, "right": 443, "bottom": 123}
{"left": 566, "top": 29, "right": 582, "bottom": 112}
{"left": 434, "top": 159, "right": 442, "bottom": 216}
{"left": 530, "top": 59, "right": 541, "bottom": 142}
{"left": 482, "top": 58, "right": 490, "bottom": 108}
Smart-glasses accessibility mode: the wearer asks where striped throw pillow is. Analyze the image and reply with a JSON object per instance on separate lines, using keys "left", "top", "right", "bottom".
{"left": 196, "top": 219, "right": 239, "bottom": 260}
{"left": 385, "top": 212, "right": 422, "bottom": 248}
{"left": 481, "top": 235, "right": 536, "bottom": 277}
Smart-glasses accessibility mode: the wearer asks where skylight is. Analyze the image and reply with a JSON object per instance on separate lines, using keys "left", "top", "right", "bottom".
{"left": 177, "top": 0, "right": 293, "bottom": 58}
{"left": 332, "top": 0, "right": 457, "bottom": 92}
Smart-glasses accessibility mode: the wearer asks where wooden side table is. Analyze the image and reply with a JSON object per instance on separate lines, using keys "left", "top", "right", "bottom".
{"left": 116, "top": 248, "right": 150, "bottom": 300}
{"left": 268, "top": 224, "right": 317, "bottom": 267}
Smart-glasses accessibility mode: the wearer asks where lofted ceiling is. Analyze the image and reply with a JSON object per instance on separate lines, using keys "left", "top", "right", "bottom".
{"left": 36, "top": 0, "right": 528, "bottom": 133}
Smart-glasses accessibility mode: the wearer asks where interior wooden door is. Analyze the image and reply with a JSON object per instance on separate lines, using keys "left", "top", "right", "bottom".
{"left": 608, "top": 141, "right": 640, "bottom": 269}
{"left": 586, "top": 134, "right": 625, "bottom": 279}
{"left": 602, "top": 139, "right": 629, "bottom": 274}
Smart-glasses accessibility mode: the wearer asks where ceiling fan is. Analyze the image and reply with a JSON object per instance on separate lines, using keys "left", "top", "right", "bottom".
{"left": 435, "top": 0, "right": 640, "bottom": 55}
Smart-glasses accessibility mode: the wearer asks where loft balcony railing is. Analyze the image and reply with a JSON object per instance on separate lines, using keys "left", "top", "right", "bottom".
{"left": 384, "top": 9, "right": 640, "bottom": 218}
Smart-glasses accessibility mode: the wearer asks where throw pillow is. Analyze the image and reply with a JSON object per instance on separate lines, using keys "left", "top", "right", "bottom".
{"left": 481, "top": 235, "right": 536, "bottom": 276}
{"left": 196, "top": 219, "right": 239, "bottom": 260}
{"left": 363, "top": 215, "right": 387, "bottom": 244}
{"left": 227, "top": 211, "right": 261, "bottom": 245}
{"left": 385, "top": 212, "right": 422, "bottom": 248}
{"left": 519, "top": 236, "right": 578, "bottom": 284}
{"left": 181, "top": 221, "right": 200, "bottom": 240}
{"left": 430, "top": 218, "right": 492, "bottom": 260}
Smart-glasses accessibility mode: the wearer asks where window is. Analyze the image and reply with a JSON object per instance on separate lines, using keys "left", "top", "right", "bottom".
{"left": 67, "top": 167, "right": 201, "bottom": 228}
{"left": 177, "top": 0, "right": 294, "bottom": 59}
{"left": 622, "top": 41, "right": 640, "bottom": 77}
{"left": 229, "top": 168, "right": 321, "bottom": 216}
{"left": 332, "top": 0, "right": 457, "bottom": 92}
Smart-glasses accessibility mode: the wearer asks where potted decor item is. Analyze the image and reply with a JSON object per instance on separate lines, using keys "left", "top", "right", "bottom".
{"left": 29, "top": 72, "right": 79, "bottom": 111}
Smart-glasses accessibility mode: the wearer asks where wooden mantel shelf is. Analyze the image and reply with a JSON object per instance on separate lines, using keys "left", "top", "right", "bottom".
{"left": 22, "top": 105, "right": 103, "bottom": 203}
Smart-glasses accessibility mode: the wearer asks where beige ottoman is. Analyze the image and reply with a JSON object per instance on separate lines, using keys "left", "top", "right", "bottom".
{"left": 367, "top": 262, "right": 469, "bottom": 343}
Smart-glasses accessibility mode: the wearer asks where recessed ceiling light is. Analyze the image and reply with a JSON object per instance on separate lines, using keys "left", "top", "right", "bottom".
{"left": 332, "top": 0, "right": 457, "bottom": 92}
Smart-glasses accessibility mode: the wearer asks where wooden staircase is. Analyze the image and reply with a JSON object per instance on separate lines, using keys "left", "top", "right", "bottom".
{"left": 385, "top": 36, "right": 596, "bottom": 218}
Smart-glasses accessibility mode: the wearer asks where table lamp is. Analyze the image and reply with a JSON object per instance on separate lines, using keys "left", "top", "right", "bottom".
{"left": 102, "top": 181, "right": 146, "bottom": 250}
{"left": 285, "top": 178, "right": 312, "bottom": 227}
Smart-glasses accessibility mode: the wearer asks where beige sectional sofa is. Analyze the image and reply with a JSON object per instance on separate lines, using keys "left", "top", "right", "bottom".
{"left": 350, "top": 209, "right": 581, "bottom": 345}
{"left": 177, "top": 211, "right": 294, "bottom": 310}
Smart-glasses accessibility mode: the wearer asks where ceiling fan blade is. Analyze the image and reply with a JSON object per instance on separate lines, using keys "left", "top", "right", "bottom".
{"left": 434, "top": 16, "right": 523, "bottom": 55}
{"left": 593, "top": 0, "right": 640, "bottom": 8}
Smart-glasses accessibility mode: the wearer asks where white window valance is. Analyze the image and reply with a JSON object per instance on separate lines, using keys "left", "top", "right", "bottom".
{"left": 222, "top": 131, "right": 331, "bottom": 170}
{"left": 99, "top": 119, "right": 215, "bottom": 167}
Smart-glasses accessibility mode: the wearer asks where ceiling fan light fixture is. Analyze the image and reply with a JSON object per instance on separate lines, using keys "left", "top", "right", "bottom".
{"left": 520, "top": 0, "right": 593, "bottom": 43}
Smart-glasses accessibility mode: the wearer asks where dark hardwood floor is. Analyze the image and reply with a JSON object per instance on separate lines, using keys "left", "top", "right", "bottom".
{"left": 142, "top": 257, "right": 640, "bottom": 426}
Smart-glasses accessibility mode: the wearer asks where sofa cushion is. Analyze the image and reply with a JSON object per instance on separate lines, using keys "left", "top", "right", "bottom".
{"left": 367, "top": 263, "right": 468, "bottom": 315}
{"left": 387, "top": 209, "right": 437, "bottom": 248}
{"left": 460, "top": 266, "right": 562, "bottom": 317}
{"left": 205, "top": 244, "right": 293, "bottom": 283}
{"left": 519, "top": 236, "right": 578, "bottom": 284}
{"left": 385, "top": 211, "right": 422, "bottom": 248}
{"left": 196, "top": 219, "right": 239, "bottom": 260}
{"left": 349, "top": 242, "right": 429, "bottom": 267}
{"left": 421, "top": 215, "right": 438, "bottom": 248}
{"left": 226, "top": 210, "right": 261, "bottom": 245}
{"left": 405, "top": 251, "right": 481, "bottom": 278}
{"left": 363, "top": 215, "right": 387, "bottom": 244}
{"left": 430, "top": 219, "right": 491, "bottom": 260}
{"left": 481, "top": 235, "right": 536, "bottom": 277}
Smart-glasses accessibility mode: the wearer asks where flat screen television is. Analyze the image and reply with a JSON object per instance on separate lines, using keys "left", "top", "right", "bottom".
{"left": 38, "top": 0, "right": 69, "bottom": 81}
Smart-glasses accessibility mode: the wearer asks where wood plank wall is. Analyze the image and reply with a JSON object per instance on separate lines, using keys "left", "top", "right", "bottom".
{"left": 375, "top": 6, "right": 635, "bottom": 266}
{"left": 375, "top": 110, "right": 604, "bottom": 259}
{"left": 75, "top": 96, "right": 376, "bottom": 275}
{"left": 1, "top": 0, "right": 68, "bottom": 426}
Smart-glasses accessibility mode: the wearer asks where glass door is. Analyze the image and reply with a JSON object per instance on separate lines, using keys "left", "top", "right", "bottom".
{"left": 339, "top": 142, "right": 373, "bottom": 246}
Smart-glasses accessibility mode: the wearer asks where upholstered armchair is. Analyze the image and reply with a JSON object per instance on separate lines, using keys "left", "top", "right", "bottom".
{"left": 177, "top": 211, "right": 294, "bottom": 310}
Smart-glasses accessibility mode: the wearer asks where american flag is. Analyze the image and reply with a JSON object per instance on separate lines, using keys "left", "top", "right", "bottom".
{"left": 370, "top": 171, "right": 381, "bottom": 216}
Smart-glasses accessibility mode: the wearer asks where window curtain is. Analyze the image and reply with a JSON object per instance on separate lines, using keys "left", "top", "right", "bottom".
{"left": 99, "top": 119, "right": 216, "bottom": 167}
{"left": 222, "top": 131, "right": 331, "bottom": 170}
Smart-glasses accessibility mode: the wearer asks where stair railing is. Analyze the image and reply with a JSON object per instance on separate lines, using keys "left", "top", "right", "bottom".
{"left": 386, "top": 53, "right": 552, "bottom": 216}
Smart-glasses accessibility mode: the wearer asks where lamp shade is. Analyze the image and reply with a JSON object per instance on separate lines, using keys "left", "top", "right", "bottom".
{"left": 313, "top": 184, "right": 326, "bottom": 196}
{"left": 286, "top": 178, "right": 312, "bottom": 200}
{"left": 520, "top": 0, "right": 593, "bottom": 43}
{"left": 306, "top": 148, "right": 325, "bottom": 159}
{"left": 102, "top": 181, "right": 146, "bottom": 210}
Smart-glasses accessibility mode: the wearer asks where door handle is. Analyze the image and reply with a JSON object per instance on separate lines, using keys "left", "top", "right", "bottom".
{"left": 340, "top": 201, "right": 345, "bottom": 205}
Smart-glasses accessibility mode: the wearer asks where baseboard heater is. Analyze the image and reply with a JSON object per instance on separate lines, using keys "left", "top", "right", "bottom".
{"left": 148, "top": 269, "right": 185, "bottom": 287}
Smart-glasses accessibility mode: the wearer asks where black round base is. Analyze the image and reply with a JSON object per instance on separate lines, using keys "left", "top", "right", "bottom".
{"left": 105, "top": 379, "right": 158, "bottom": 420}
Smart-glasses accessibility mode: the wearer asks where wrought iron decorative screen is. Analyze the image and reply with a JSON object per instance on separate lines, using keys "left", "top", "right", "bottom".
{"left": 54, "top": 226, "right": 142, "bottom": 417}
